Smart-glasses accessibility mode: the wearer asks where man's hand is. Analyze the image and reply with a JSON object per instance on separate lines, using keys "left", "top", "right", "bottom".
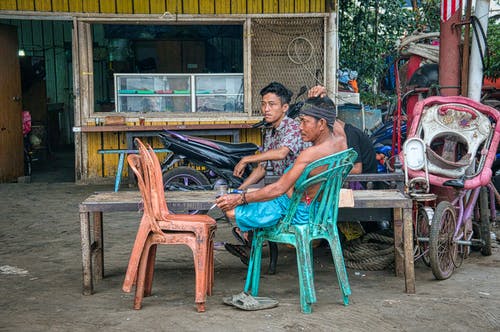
{"left": 233, "top": 158, "right": 248, "bottom": 178}
{"left": 215, "top": 193, "right": 242, "bottom": 212}
{"left": 308, "top": 85, "right": 327, "bottom": 98}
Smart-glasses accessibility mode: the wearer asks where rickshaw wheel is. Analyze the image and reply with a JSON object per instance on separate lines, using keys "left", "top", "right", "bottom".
{"left": 479, "top": 187, "right": 492, "bottom": 256}
{"left": 429, "top": 201, "right": 457, "bottom": 280}
{"left": 416, "top": 206, "right": 431, "bottom": 267}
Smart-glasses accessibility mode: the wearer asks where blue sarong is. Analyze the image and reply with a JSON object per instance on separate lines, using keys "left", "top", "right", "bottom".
{"left": 234, "top": 194, "right": 310, "bottom": 232}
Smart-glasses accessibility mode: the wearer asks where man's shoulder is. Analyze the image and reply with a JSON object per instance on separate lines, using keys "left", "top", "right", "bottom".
{"left": 344, "top": 122, "right": 361, "bottom": 133}
{"left": 279, "top": 116, "right": 300, "bottom": 131}
{"left": 345, "top": 123, "right": 371, "bottom": 142}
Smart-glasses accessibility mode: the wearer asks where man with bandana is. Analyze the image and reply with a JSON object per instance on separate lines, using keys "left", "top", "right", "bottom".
{"left": 216, "top": 96, "right": 347, "bottom": 231}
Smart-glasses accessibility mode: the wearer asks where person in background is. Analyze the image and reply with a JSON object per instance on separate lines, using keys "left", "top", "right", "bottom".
{"left": 308, "top": 85, "right": 378, "bottom": 178}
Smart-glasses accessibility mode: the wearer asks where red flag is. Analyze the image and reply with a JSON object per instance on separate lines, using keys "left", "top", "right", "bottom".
{"left": 441, "top": 0, "right": 461, "bottom": 22}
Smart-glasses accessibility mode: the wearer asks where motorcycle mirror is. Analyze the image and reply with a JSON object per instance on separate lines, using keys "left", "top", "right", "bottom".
{"left": 252, "top": 118, "right": 267, "bottom": 128}
{"left": 297, "top": 86, "right": 308, "bottom": 99}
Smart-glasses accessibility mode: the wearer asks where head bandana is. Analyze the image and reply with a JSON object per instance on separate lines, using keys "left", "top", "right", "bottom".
{"left": 299, "top": 102, "right": 336, "bottom": 128}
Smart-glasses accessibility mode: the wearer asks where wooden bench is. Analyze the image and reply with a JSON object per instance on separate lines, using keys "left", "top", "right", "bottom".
{"left": 97, "top": 148, "right": 171, "bottom": 192}
{"left": 79, "top": 189, "right": 414, "bottom": 296}
{"left": 265, "top": 171, "right": 405, "bottom": 190}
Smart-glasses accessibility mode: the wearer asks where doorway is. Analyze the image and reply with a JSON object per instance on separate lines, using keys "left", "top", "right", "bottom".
{"left": 0, "top": 18, "right": 77, "bottom": 182}
{"left": 19, "top": 55, "right": 75, "bottom": 182}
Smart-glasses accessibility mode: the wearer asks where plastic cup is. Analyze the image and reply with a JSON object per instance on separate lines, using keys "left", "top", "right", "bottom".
{"left": 214, "top": 184, "right": 228, "bottom": 198}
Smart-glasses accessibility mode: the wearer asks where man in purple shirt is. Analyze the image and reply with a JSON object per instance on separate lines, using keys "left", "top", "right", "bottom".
{"left": 233, "top": 82, "right": 307, "bottom": 188}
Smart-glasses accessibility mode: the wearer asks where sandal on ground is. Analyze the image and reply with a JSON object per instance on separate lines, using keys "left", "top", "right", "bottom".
{"left": 231, "top": 226, "right": 248, "bottom": 246}
{"left": 230, "top": 293, "right": 279, "bottom": 311}
{"left": 231, "top": 227, "right": 262, "bottom": 248}
{"left": 222, "top": 291, "right": 272, "bottom": 306}
{"left": 224, "top": 243, "right": 249, "bottom": 265}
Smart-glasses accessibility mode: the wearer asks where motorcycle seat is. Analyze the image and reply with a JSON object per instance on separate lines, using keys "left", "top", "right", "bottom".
{"left": 161, "top": 131, "right": 259, "bottom": 155}
{"left": 210, "top": 140, "right": 259, "bottom": 155}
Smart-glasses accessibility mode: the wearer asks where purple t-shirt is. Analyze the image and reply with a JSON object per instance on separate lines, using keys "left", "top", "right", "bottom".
{"left": 263, "top": 116, "right": 309, "bottom": 175}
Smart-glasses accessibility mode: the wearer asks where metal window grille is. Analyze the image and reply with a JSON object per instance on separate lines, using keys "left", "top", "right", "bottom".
{"left": 250, "top": 17, "right": 325, "bottom": 116}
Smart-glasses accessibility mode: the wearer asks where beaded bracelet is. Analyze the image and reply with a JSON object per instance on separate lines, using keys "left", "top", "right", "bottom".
{"left": 241, "top": 192, "right": 248, "bottom": 205}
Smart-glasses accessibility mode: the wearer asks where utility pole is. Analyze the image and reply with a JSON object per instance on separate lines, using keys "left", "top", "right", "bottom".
{"left": 468, "top": 0, "right": 491, "bottom": 101}
{"left": 439, "top": 1, "right": 462, "bottom": 96}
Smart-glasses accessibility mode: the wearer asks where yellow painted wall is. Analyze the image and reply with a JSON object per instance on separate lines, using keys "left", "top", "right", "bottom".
{"left": 0, "top": 0, "right": 327, "bottom": 13}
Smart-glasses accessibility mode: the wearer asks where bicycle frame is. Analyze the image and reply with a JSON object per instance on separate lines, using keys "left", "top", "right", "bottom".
{"left": 450, "top": 182, "right": 496, "bottom": 245}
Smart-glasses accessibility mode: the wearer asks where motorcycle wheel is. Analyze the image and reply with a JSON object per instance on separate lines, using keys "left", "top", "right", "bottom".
{"left": 163, "top": 166, "right": 211, "bottom": 214}
{"left": 163, "top": 166, "right": 211, "bottom": 191}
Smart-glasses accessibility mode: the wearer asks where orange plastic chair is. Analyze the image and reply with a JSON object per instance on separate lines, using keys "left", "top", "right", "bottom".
{"left": 122, "top": 138, "right": 217, "bottom": 312}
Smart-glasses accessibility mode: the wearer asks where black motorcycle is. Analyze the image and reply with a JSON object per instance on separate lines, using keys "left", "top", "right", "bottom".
{"left": 159, "top": 130, "right": 259, "bottom": 190}
{"left": 158, "top": 86, "right": 308, "bottom": 191}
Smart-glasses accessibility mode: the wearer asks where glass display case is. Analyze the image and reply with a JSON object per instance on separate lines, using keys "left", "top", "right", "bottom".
{"left": 114, "top": 73, "right": 244, "bottom": 113}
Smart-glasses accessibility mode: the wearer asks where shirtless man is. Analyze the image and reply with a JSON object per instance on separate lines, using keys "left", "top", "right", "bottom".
{"left": 216, "top": 96, "right": 347, "bottom": 231}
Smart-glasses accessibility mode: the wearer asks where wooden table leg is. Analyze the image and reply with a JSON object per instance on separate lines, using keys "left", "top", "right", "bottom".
{"left": 93, "top": 212, "right": 104, "bottom": 281}
{"left": 80, "top": 211, "right": 93, "bottom": 295}
{"left": 392, "top": 208, "right": 404, "bottom": 277}
{"left": 403, "top": 207, "right": 416, "bottom": 294}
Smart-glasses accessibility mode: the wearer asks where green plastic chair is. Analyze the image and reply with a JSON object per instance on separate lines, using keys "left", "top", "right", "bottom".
{"left": 243, "top": 148, "right": 357, "bottom": 313}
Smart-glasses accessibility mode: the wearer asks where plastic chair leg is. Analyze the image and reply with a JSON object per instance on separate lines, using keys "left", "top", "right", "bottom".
{"left": 206, "top": 232, "right": 215, "bottom": 296}
{"left": 144, "top": 244, "right": 157, "bottom": 297}
{"left": 133, "top": 238, "right": 154, "bottom": 309}
{"left": 193, "top": 239, "right": 210, "bottom": 312}
{"left": 327, "top": 235, "right": 351, "bottom": 305}
{"left": 244, "top": 233, "right": 264, "bottom": 296}
{"left": 295, "top": 232, "right": 316, "bottom": 313}
{"left": 123, "top": 218, "right": 151, "bottom": 293}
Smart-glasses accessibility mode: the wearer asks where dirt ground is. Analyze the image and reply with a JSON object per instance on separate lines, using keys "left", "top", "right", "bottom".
{"left": 1, "top": 153, "right": 499, "bottom": 331}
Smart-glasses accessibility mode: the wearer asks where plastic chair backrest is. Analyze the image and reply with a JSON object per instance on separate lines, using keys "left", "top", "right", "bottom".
{"left": 279, "top": 148, "right": 357, "bottom": 233}
{"left": 128, "top": 139, "right": 170, "bottom": 234}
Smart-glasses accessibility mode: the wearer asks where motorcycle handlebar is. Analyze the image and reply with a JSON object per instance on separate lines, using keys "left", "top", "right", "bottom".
{"left": 252, "top": 119, "right": 268, "bottom": 128}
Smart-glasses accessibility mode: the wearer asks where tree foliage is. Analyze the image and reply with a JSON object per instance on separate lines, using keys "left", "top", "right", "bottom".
{"left": 338, "top": 0, "right": 440, "bottom": 102}
{"left": 484, "top": 16, "right": 500, "bottom": 79}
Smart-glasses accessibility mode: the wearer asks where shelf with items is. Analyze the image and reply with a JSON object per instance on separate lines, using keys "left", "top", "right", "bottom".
{"left": 114, "top": 73, "right": 191, "bottom": 113}
{"left": 194, "top": 74, "right": 244, "bottom": 113}
{"left": 114, "top": 73, "right": 244, "bottom": 114}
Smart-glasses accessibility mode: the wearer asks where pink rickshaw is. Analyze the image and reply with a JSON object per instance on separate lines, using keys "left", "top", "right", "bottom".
{"left": 401, "top": 96, "right": 500, "bottom": 280}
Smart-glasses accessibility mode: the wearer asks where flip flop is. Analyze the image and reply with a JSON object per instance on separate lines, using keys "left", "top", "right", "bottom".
{"left": 222, "top": 291, "right": 247, "bottom": 306}
{"left": 231, "top": 226, "right": 248, "bottom": 246}
{"left": 231, "top": 294, "right": 279, "bottom": 311}
{"left": 224, "top": 243, "right": 249, "bottom": 265}
{"left": 222, "top": 291, "right": 271, "bottom": 306}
